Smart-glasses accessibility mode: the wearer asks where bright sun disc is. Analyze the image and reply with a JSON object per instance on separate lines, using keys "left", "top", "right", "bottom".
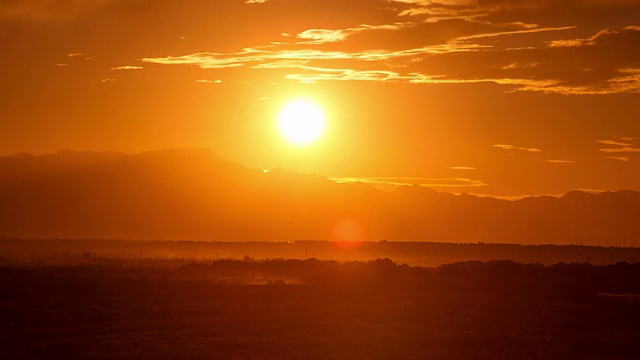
{"left": 278, "top": 100, "right": 326, "bottom": 145}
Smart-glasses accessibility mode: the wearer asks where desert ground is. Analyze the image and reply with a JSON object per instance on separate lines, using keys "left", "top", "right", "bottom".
{"left": 2, "top": 254, "right": 640, "bottom": 359}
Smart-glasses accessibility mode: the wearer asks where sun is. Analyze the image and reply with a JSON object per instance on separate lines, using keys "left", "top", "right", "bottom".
{"left": 278, "top": 99, "right": 326, "bottom": 145}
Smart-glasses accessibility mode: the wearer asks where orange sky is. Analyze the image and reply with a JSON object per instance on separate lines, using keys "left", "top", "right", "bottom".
{"left": 1, "top": 0, "right": 639, "bottom": 197}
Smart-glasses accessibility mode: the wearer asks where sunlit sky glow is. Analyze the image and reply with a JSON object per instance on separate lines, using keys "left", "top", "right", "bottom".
{"left": 1, "top": 0, "right": 639, "bottom": 196}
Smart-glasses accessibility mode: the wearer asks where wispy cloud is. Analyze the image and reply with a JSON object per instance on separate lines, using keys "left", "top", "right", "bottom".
{"left": 111, "top": 65, "right": 143, "bottom": 70}
{"left": 493, "top": 144, "right": 542, "bottom": 152}
{"left": 605, "top": 156, "right": 631, "bottom": 161}
{"left": 138, "top": 3, "right": 640, "bottom": 95}
{"left": 573, "top": 188, "right": 608, "bottom": 194}
{"left": 598, "top": 140, "right": 633, "bottom": 147}
{"left": 598, "top": 138, "right": 640, "bottom": 158}
{"left": 141, "top": 37, "right": 492, "bottom": 70}
{"left": 331, "top": 177, "right": 486, "bottom": 188}
{"left": 296, "top": 23, "right": 411, "bottom": 44}
{"left": 548, "top": 29, "right": 615, "bottom": 47}
{"left": 600, "top": 147, "right": 640, "bottom": 153}
{"left": 143, "top": 31, "right": 590, "bottom": 91}
{"left": 245, "top": 0, "right": 268, "bottom": 4}
{"left": 141, "top": 27, "right": 569, "bottom": 87}
{"left": 195, "top": 79, "right": 222, "bottom": 83}
{"left": 388, "top": 0, "right": 520, "bottom": 21}
{"left": 283, "top": 67, "right": 437, "bottom": 84}
{"left": 501, "top": 62, "right": 538, "bottom": 70}
{"left": 450, "top": 166, "right": 476, "bottom": 170}
{"left": 544, "top": 159, "right": 575, "bottom": 164}
{"left": 397, "top": 6, "right": 485, "bottom": 20}
{"left": 458, "top": 26, "right": 573, "bottom": 42}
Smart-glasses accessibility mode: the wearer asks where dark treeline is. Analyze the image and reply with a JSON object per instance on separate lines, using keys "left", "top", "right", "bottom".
{"left": 178, "top": 258, "right": 640, "bottom": 301}
{"left": 3, "top": 238, "right": 640, "bottom": 267}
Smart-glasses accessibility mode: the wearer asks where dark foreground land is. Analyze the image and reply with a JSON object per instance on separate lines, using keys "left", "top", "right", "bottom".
{"left": 2, "top": 260, "right": 640, "bottom": 359}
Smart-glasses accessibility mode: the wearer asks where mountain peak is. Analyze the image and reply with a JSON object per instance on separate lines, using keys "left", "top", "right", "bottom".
{"left": 561, "top": 190, "right": 593, "bottom": 200}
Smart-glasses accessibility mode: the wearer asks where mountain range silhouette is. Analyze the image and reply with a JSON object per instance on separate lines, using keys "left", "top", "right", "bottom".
{"left": 0, "top": 148, "right": 638, "bottom": 245}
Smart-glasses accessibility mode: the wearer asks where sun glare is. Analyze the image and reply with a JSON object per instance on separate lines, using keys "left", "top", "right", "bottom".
{"left": 278, "top": 99, "right": 326, "bottom": 145}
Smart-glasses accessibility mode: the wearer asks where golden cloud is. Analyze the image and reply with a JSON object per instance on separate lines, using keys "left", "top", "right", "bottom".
{"left": 544, "top": 160, "right": 575, "bottom": 164}
{"left": 598, "top": 140, "right": 633, "bottom": 147}
{"left": 548, "top": 29, "right": 615, "bottom": 47}
{"left": 600, "top": 147, "right": 640, "bottom": 153}
{"left": 296, "top": 23, "right": 411, "bottom": 44}
{"left": 604, "top": 156, "right": 631, "bottom": 161}
{"left": 138, "top": 4, "right": 640, "bottom": 95}
{"left": 493, "top": 144, "right": 542, "bottom": 152}
{"left": 111, "top": 66, "right": 143, "bottom": 70}
{"left": 599, "top": 138, "right": 640, "bottom": 155}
